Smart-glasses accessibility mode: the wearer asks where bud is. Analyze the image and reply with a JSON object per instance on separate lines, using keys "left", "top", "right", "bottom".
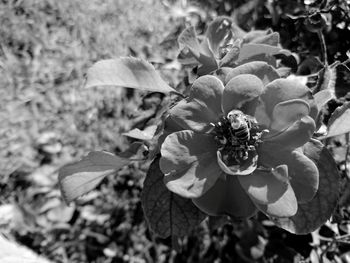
{"left": 304, "top": 12, "right": 327, "bottom": 33}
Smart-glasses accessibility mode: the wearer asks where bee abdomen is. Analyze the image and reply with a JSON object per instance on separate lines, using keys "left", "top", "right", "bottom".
{"left": 232, "top": 125, "right": 250, "bottom": 142}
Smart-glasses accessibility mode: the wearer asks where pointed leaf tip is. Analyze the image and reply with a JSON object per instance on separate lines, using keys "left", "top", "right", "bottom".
{"left": 59, "top": 151, "right": 129, "bottom": 203}
{"left": 85, "top": 57, "right": 177, "bottom": 93}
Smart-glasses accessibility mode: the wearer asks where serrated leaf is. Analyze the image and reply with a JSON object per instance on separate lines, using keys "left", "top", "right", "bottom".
{"left": 85, "top": 57, "right": 177, "bottom": 93}
{"left": 324, "top": 102, "right": 350, "bottom": 138}
{"left": 141, "top": 156, "right": 206, "bottom": 238}
{"left": 59, "top": 151, "right": 129, "bottom": 203}
{"left": 273, "top": 139, "right": 340, "bottom": 234}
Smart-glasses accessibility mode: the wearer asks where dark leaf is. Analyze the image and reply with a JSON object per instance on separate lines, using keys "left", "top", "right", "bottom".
{"left": 141, "top": 156, "right": 206, "bottom": 238}
{"left": 273, "top": 139, "right": 340, "bottom": 234}
{"left": 335, "top": 64, "right": 350, "bottom": 98}
{"left": 297, "top": 56, "right": 323, "bottom": 75}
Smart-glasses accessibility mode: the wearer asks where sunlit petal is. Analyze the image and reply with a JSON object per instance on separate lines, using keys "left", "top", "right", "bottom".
{"left": 269, "top": 99, "right": 310, "bottom": 132}
{"left": 261, "top": 116, "right": 316, "bottom": 151}
{"left": 261, "top": 79, "right": 312, "bottom": 118}
{"left": 160, "top": 130, "right": 221, "bottom": 198}
{"left": 238, "top": 165, "right": 289, "bottom": 205}
{"left": 225, "top": 61, "right": 279, "bottom": 85}
{"left": 258, "top": 148, "right": 319, "bottom": 203}
{"left": 170, "top": 75, "right": 224, "bottom": 133}
{"left": 222, "top": 74, "right": 264, "bottom": 114}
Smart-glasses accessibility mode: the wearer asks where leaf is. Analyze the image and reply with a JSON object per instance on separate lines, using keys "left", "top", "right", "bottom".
{"left": 141, "top": 156, "right": 206, "bottom": 238}
{"left": 313, "top": 89, "right": 334, "bottom": 110}
{"left": 275, "top": 50, "right": 298, "bottom": 72}
{"left": 122, "top": 125, "right": 158, "bottom": 141}
{"left": 313, "top": 65, "right": 337, "bottom": 94}
{"left": 324, "top": 102, "right": 350, "bottom": 138}
{"left": 219, "top": 40, "right": 241, "bottom": 67}
{"left": 205, "top": 16, "right": 232, "bottom": 55}
{"left": 59, "top": 151, "right": 129, "bottom": 203}
{"left": 250, "top": 32, "right": 280, "bottom": 46}
{"left": 178, "top": 26, "right": 202, "bottom": 57}
{"left": 85, "top": 57, "right": 177, "bottom": 93}
{"left": 273, "top": 139, "right": 340, "bottom": 234}
{"left": 297, "top": 56, "right": 323, "bottom": 75}
{"left": 237, "top": 43, "right": 281, "bottom": 63}
{"left": 177, "top": 26, "right": 218, "bottom": 74}
{"left": 335, "top": 63, "right": 350, "bottom": 98}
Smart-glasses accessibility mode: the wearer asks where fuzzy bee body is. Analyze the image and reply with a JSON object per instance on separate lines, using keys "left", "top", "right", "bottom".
{"left": 231, "top": 120, "right": 251, "bottom": 144}
{"left": 213, "top": 110, "right": 265, "bottom": 165}
{"left": 227, "top": 110, "right": 256, "bottom": 145}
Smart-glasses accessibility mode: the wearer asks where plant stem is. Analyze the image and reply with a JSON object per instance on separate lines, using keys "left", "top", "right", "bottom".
{"left": 318, "top": 30, "right": 328, "bottom": 65}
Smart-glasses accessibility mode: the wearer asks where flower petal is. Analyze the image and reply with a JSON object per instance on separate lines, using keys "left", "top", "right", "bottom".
{"left": 261, "top": 78, "right": 313, "bottom": 118}
{"left": 238, "top": 165, "right": 289, "bottom": 205}
{"left": 170, "top": 75, "right": 224, "bottom": 133}
{"left": 258, "top": 148, "right": 319, "bottom": 204}
{"left": 160, "top": 130, "right": 221, "bottom": 198}
{"left": 225, "top": 61, "right": 279, "bottom": 86}
{"left": 287, "top": 151, "right": 319, "bottom": 204}
{"left": 254, "top": 182, "right": 298, "bottom": 218}
{"left": 192, "top": 176, "right": 258, "bottom": 219}
{"left": 222, "top": 74, "right": 264, "bottom": 114}
{"left": 217, "top": 150, "right": 258, "bottom": 176}
{"left": 155, "top": 115, "right": 184, "bottom": 153}
{"left": 262, "top": 116, "right": 316, "bottom": 151}
{"left": 269, "top": 99, "right": 310, "bottom": 132}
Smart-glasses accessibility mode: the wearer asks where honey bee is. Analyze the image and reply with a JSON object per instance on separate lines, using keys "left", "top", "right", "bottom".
{"left": 227, "top": 109, "right": 257, "bottom": 144}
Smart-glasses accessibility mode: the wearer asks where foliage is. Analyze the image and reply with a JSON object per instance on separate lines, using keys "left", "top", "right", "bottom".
{"left": 2, "top": 0, "right": 350, "bottom": 262}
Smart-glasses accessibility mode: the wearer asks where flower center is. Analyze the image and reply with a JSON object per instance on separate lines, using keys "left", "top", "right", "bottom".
{"left": 210, "top": 110, "right": 267, "bottom": 168}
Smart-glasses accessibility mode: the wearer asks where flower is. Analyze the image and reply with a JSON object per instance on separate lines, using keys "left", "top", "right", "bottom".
{"left": 159, "top": 61, "right": 319, "bottom": 219}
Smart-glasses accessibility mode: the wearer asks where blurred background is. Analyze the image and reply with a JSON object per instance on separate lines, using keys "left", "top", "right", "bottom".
{"left": 1, "top": 0, "right": 350, "bottom": 262}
